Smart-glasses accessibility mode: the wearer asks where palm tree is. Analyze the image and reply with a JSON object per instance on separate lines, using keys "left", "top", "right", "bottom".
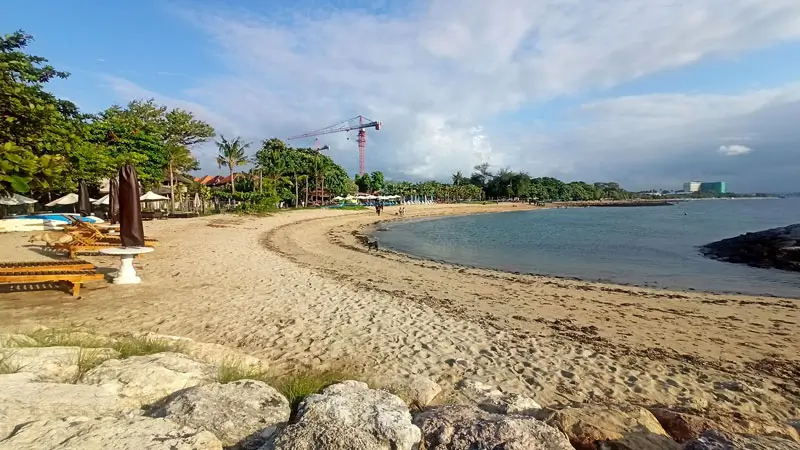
{"left": 215, "top": 135, "right": 250, "bottom": 194}
{"left": 165, "top": 144, "right": 198, "bottom": 212}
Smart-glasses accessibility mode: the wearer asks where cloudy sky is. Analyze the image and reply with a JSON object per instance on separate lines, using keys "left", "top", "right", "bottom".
{"left": 5, "top": 0, "right": 800, "bottom": 192}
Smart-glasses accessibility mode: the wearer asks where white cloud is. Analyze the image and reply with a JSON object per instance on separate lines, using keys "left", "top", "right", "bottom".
{"left": 99, "top": 0, "right": 800, "bottom": 190}
{"left": 718, "top": 144, "right": 753, "bottom": 156}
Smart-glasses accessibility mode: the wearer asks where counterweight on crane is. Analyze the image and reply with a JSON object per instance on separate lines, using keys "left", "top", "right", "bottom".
{"left": 287, "top": 115, "right": 381, "bottom": 175}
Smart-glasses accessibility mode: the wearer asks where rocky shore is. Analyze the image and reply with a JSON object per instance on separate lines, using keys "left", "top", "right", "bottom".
{"left": 2, "top": 328, "right": 799, "bottom": 450}
{"left": 700, "top": 224, "right": 800, "bottom": 272}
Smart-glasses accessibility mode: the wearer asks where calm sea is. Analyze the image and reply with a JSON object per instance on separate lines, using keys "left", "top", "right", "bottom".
{"left": 375, "top": 198, "right": 800, "bottom": 298}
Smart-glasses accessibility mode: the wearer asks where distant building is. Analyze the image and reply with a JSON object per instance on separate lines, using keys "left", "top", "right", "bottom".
{"left": 699, "top": 181, "right": 727, "bottom": 194}
{"left": 683, "top": 181, "right": 702, "bottom": 193}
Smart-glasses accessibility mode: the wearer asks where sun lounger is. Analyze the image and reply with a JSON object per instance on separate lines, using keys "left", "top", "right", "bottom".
{"left": 0, "top": 260, "right": 94, "bottom": 273}
{"left": 0, "top": 264, "right": 104, "bottom": 297}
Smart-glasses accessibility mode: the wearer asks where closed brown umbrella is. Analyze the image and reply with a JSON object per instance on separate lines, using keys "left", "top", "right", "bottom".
{"left": 108, "top": 178, "right": 120, "bottom": 225}
{"left": 77, "top": 180, "right": 91, "bottom": 217}
{"left": 118, "top": 164, "right": 145, "bottom": 247}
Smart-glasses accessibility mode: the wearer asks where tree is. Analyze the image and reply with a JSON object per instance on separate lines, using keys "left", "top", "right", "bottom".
{"left": 215, "top": 135, "right": 250, "bottom": 194}
{"left": 163, "top": 109, "right": 214, "bottom": 210}
{"left": 98, "top": 100, "right": 214, "bottom": 208}
{"left": 369, "top": 171, "right": 385, "bottom": 192}
{"left": 451, "top": 171, "right": 467, "bottom": 186}
{"left": 0, "top": 30, "right": 76, "bottom": 194}
{"left": 354, "top": 173, "right": 372, "bottom": 193}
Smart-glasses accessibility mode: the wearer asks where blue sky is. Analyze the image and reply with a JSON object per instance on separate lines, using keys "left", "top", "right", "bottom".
{"left": 5, "top": 0, "right": 800, "bottom": 192}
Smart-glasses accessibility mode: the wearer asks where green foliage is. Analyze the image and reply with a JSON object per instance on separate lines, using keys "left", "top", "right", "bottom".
{"left": 0, "top": 31, "right": 215, "bottom": 196}
{"left": 215, "top": 135, "right": 250, "bottom": 194}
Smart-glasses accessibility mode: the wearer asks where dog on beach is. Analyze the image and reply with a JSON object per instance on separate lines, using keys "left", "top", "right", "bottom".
{"left": 367, "top": 240, "right": 379, "bottom": 251}
{"left": 28, "top": 232, "right": 74, "bottom": 247}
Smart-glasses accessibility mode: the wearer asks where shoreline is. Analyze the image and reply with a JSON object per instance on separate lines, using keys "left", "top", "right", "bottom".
{"left": 265, "top": 203, "right": 799, "bottom": 421}
{"left": 0, "top": 204, "right": 798, "bottom": 424}
{"left": 362, "top": 206, "right": 798, "bottom": 299}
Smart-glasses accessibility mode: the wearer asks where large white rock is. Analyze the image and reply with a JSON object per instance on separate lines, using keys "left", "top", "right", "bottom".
{"left": 456, "top": 379, "right": 542, "bottom": 415}
{"left": 149, "top": 380, "right": 290, "bottom": 449}
{"left": 262, "top": 380, "right": 421, "bottom": 450}
{"left": 80, "top": 352, "right": 217, "bottom": 405}
{"left": 0, "top": 346, "right": 119, "bottom": 383}
{"left": 372, "top": 374, "right": 442, "bottom": 408}
{"left": 0, "top": 416, "right": 222, "bottom": 450}
{"left": 0, "top": 372, "right": 134, "bottom": 441}
{"left": 414, "top": 405, "right": 573, "bottom": 450}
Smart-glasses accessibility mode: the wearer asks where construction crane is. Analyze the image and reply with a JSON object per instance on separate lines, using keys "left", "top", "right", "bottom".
{"left": 287, "top": 115, "right": 381, "bottom": 175}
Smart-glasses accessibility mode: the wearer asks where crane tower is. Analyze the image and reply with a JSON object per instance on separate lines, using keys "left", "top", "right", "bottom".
{"left": 287, "top": 115, "right": 381, "bottom": 175}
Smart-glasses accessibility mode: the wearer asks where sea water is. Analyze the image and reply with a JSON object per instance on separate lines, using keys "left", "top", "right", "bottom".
{"left": 375, "top": 198, "right": 800, "bottom": 298}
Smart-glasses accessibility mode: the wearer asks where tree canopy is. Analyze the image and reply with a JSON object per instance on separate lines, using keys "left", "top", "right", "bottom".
{"left": 0, "top": 30, "right": 215, "bottom": 196}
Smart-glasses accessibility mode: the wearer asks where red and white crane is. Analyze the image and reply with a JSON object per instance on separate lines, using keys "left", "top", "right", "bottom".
{"left": 287, "top": 115, "right": 381, "bottom": 175}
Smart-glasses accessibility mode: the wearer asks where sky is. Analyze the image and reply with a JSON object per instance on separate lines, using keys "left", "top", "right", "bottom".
{"left": 4, "top": 0, "right": 800, "bottom": 192}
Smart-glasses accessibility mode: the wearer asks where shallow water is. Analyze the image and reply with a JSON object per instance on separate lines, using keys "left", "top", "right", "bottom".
{"left": 376, "top": 198, "right": 800, "bottom": 298}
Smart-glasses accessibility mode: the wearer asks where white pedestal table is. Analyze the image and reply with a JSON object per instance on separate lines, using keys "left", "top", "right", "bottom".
{"left": 99, "top": 247, "right": 154, "bottom": 284}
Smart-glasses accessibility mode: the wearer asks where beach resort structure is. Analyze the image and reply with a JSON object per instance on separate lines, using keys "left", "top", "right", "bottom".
{"left": 683, "top": 180, "right": 727, "bottom": 194}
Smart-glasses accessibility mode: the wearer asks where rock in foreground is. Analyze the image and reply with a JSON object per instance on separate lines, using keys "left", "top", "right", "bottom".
{"left": 700, "top": 224, "right": 800, "bottom": 271}
{"left": 683, "top": 429, "right": 800, "bottom": 450}
{"left": 81, "top": 352, "right": 217, "bottom": 405}
{"left": 148, "top": 380, "right": 290, "bottom": 450}
{"left": 262, "top": 380, "right": 420, "bottom": 450}
{"left": 414, "top": 405, "right": 573, "bottom": 450}
{"left": 535, "top": 404, "right": 678, "bottom": 450}
{"left": 0, "top": 416, "right": 222, "bottom": 450}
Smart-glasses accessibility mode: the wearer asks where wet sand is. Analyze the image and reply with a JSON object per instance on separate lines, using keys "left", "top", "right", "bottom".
{"left": 0, "top": 204, "right": 797, "bottom": 422}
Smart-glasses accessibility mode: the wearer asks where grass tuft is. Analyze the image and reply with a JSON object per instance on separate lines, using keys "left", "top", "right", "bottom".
{"left": 23, "top": 328, "right": 110, "bottom": 348}
{"left": 217, "top": 358, "right": 270, "bottom": 384}
{"left": 73, "top": 348, "right": 114, "bottom": 383}
{"left": 110, "top": 336, "right": 187, "bottom": 359}
{"left": 217, "top": 359, "right": 364, "bottom": 412}
{"left": 0, "top": 352, "right": 21, "bottom": 375}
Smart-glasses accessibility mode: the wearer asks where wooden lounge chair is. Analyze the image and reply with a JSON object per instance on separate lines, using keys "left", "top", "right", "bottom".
{"left": 0, "top": 262, "right": 104, "bottom": 297}
{"left": 56, "top": 217, "right": 158, "bottom": 258}
{"left": 0, "top": 260, "right": 94, "bottom": 273}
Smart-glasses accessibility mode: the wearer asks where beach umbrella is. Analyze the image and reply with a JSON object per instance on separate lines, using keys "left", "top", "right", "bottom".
{"left": 193, "top": 192, "right": 201, "bottom": 211}
{"left": 118, "top": 164, "right": 145, "bottom": 247}
{"left": 78, "top": 180, "right": 91, "bottom": 217}
{"left": 92, "top": 194, "right": 110, "bottom": 205}
{"left": 139, "top": 191, "right": 169, "bottom": 201}
{"left": 45, "top": 193, "right": 79, "bottom": 207}
{"left": 109, "top": 177, "right": 120, "bottom": 225}
{"left": 0, "top": 193, "right": 37, "bottom": 206}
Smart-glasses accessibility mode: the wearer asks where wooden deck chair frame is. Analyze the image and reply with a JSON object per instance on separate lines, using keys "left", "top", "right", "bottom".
{"left": 0, "top": 268, "right": 104, "bottom": 297}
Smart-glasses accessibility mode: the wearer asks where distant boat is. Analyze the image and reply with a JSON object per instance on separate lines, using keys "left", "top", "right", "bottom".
{"left": 0, "top": 213, "right": 104, "bottom": 233}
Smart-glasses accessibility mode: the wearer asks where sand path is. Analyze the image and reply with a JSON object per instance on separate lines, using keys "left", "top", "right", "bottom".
{"left": 0, "top": 204, "right": 797, "bottom": 422}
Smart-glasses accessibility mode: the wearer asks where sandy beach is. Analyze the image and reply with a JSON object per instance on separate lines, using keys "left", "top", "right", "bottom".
{"left": 0, "top": 204, "right": 797, "bottom": 423}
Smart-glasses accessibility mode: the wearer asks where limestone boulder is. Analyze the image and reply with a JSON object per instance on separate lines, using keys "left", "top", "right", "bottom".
{"left": 148, "top": 380, "right": 290, "bottom": 450}
{"left": 456, "top": 379, "right": 542, "bottom": 415}
{"left": 0, "top": 333, "right": 37, "bottom": 347}
{"left": 372, "top": 374, "right": 441, "bottom": 407}
{"left": 262, "top": 380, "right": 420, "bottom": 450}
{"left": 535, "top": 404, "right": 678, "bottom": 450}
{"left": 136, "top": 332, "right": 266, "bottom": 369}
{"left": 683, "top": 429, "right": 800, "bottom": 450}
{"left": 0, "top": 416, "right": 222, "bottom": 450}
{"left": 81, "top": 352, "right": 217, "bottom": 405}
{"left": 649, "top": 408, "right": 800, "bottom": 443}
{"left": 414, "top": 405, "right": 573, "bottom": 450}
{"left": 0, "top": 372, "right": 134, "bottom": 441}
{"left": 0, "top": 346, "right": 119, "bottom": 383}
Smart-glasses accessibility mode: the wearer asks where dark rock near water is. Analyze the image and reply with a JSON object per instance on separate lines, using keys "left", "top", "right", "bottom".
{"left": 700, "top": 224, "right": 800, "bottom": 272}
